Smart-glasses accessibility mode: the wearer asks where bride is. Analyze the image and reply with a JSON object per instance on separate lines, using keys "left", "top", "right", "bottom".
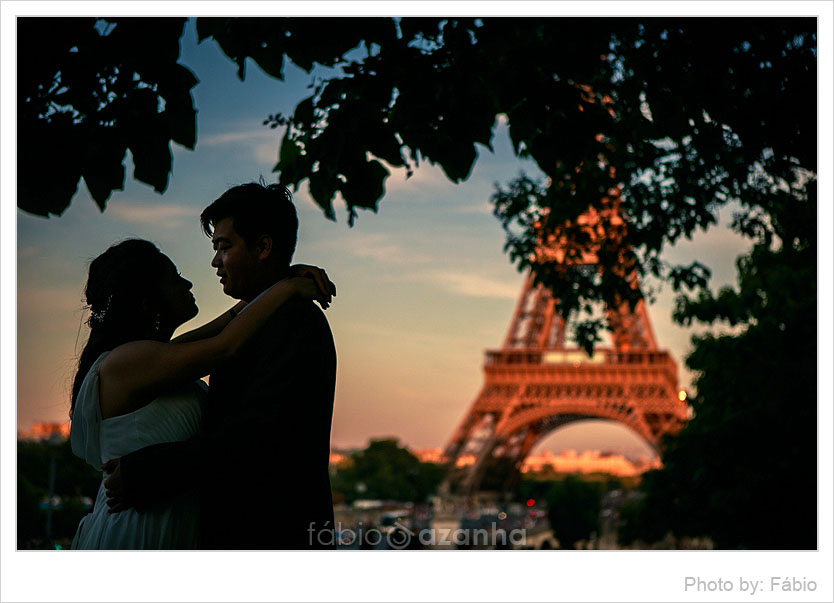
{"left": 69, "top": 238, "right": 334, "bottom": 549}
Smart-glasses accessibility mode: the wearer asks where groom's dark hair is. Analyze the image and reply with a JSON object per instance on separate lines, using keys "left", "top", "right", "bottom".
{"left": 201, "top": 182, "right": 298, "bottom": 266}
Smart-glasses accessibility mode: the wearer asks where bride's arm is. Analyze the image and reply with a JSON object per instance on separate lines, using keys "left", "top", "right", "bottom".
{"left": 171, "top": 301, "right": 246, "bottom": 344}
{"left": 100, "top": 277, "right": 332, "bottom": 417}
{"left": 170, "top": 265, "right": 335, "bottom": 343}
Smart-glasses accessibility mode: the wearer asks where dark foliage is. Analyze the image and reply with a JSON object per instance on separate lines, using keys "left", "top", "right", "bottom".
{"left": 330, "top": 438, "right": 444, "bottom": 504}
{"left": 19, "top": 18, "right": 814, "bottom": 332}
{"left": 544, "top": 476, "right": 603, "bottom": 549}
{"left": 17, "top": 439, "right": 101, "bottom": 548}
{"left": 620, "top": 183, "right": 816, "bottom": 549}
{"left": 18, "top": 18, "right": 197, "bottom": 217}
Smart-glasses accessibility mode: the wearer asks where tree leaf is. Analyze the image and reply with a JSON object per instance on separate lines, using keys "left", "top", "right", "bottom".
{"left": 81, "top": 128, "right": 127, "bottom": 209}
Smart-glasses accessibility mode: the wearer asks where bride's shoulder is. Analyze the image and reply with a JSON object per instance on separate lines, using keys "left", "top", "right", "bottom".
{"left": 81, "top": 350, "right": 111, "bottom": 382}
{"left": 99, "top": 340, "right": 162, "bottom": 375}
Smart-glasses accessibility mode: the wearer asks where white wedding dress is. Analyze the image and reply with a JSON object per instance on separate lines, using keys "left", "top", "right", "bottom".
{"left": 70, "top": 352, "right": 204, "bottom": 549}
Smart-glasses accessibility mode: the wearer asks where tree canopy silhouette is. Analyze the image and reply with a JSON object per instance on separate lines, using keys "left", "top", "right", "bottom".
{"left": 620, "top": 180, "right": 817, "bottom": 550}
{"left": 19, "top": 17, "right": 815, "bottom": 328}
{"left": 18, "top": 18, "right": 198, "bottom": 216}
{"left": 330, "top": 439, "right": 443, "bottom": 503}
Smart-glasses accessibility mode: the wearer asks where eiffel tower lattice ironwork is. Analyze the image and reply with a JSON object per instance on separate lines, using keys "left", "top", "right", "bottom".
{"left": 441, "top": 197, "right": 689, "bottom": 498}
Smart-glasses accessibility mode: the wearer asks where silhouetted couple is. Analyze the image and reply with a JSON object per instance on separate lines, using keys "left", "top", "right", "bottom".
{"left": 69, "top": 183, "right": 337, "bottom": 549}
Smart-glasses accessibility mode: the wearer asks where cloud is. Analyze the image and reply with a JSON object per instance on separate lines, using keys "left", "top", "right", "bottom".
{"left": 453, "top": 202, "right": 494, "bottom": 215}
{"left": 254, "top": 141, "right": 279, "bottom": 166}
{"left": 199, "top": 129, "right": 276, "bottom": 147}
{"left": 338, "top": 320, "right": 478, "bottom": 351}
{"left": 380, "top": 161, "right": 460, "bottom": 195}
{"left": 428, "top": 270, "right": 520, "bottom": 300}
{"left": 199, "top": 128, "right": 281, "bottom": 166}
{"left": 107, "top": 203, "right": 195, "bottom": 225}
{"left": 345, "top": 233, "right": 433, "bottom": 265}
{"left": 352, "top": 241, "right": 402, "bottom": 262}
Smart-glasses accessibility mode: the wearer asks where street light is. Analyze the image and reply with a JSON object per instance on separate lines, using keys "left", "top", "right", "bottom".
{"left": 43, "top": 432, "right": 63, "bottom": 548}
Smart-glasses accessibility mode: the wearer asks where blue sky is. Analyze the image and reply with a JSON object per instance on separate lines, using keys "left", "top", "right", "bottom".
{"left": 14, "top": 18, "right": 760, "bottom": 457}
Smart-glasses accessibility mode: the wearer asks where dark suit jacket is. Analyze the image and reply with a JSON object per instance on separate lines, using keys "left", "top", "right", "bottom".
{"left": 120, "top": 298, "right": 337, "bottom": 550}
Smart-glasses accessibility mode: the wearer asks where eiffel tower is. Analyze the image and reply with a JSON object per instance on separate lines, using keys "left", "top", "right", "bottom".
{"left": 441, "top": 193, "right": 689, "bottom": 499}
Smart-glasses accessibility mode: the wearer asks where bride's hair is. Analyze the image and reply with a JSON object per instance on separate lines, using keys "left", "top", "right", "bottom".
{"left": 71, "top": 239, "right": 170, "bottom": 418}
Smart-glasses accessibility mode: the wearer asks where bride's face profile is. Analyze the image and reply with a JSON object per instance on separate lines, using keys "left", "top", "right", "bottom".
{"left": 156, "top": 257, "right": 199, "bottom": 330}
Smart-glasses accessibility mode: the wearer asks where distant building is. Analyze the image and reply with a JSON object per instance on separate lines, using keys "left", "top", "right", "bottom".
{"left": 329, "top": 442, "right": 659, "bottom": 477}
{"left": 411, "top": 447, "right": 446, "bottom": 464}
{"left": 329, "top": 446, "right": 449, "bottom": 467}
{"left": 329, "top": 451, "right": 350, "bottom": 466}
{"left": 521, "top": 449, "right": 660, "bottom": 477}
{"left": 18, "top": 422, "right": 70, "bottom": 442}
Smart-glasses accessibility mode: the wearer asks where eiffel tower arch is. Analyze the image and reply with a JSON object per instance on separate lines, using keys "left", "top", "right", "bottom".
{"left": 441, "top": 197, "right": 689, "bottom": 499}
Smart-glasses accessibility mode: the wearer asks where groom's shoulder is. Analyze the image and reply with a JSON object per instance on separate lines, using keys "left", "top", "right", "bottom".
{"left": 286, "top": 297, "right": 330, "bottom": 323}
{"left": 264, "top": 298, "right": 332, "bottom": 335}
{"left": 256, "top": 300, "right": 334, "bottom": 366}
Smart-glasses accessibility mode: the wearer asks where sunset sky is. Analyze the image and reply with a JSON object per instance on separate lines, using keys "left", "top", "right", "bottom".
{"left": 16, "top": 18, "right": 759, "bottom": 459}
{"left": 4, "top": 4, "right": 833, "bottom": 603}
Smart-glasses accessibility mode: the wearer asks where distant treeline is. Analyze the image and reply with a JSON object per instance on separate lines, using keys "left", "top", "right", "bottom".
{"left": 17, "top": 439, "right": 100, "bottom": 549}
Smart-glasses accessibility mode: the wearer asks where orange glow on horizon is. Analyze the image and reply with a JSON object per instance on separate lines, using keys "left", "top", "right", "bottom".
{"left": 455, "top": 454, "right": 476, "bottom": 468}
{"left": 18, "top": 421, "right": 70, "bottom": 441}
{"left": 521, "top": 449, "right": 660, "bottom": 477}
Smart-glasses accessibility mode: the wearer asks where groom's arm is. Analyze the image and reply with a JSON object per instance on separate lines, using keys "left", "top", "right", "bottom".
{"left": 107, "top": 302, "right": 334, "bottom": 512}
{"left": 105, "top": 427, "right": 232, "bottom": 513}
{"left": 216, "top": 302, "right": 335, "bottom": 444}
{"left": 105, "top": 438, "right": 200, "bottom": 512}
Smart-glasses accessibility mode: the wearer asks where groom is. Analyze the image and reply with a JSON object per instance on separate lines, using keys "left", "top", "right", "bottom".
{"left": 105, "top": 183, "right": 337, "bottom": 549}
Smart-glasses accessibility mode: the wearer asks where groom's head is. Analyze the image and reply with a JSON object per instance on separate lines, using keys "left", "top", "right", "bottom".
{"left": 201, "top": 183, "right": 298, "bottom": 301}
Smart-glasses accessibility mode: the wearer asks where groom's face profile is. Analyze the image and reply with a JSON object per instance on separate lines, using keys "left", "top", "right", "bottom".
{"left": 210, "top": 217, "right": 262, "bottom": 300}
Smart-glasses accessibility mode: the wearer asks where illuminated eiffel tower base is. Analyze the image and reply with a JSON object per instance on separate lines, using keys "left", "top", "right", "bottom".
{"left": 440, "top": 206, "right": 689, "bottom": 502}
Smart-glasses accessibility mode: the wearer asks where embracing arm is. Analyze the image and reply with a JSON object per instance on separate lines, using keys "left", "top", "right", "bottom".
{"left": 99, "top": 277, "right": 331, "bottom": 418}
{"left": 170, "top": 264, "right": 335, "bottom": 344}
{"left": 171, "top": 301, "right": 246, "bottom": 344}
{"left": 104, "top": 440, "right": 200, "bottom": 513}
{"left": 106, "top": 302, "right": 336, "bottom": 514}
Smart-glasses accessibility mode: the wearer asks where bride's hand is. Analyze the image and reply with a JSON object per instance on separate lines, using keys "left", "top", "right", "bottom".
{"left": 289, "top": 276, "right": 334, "bottom": 310}
{"left": 289, "top": 264, "right": 336, "bottom": 299}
